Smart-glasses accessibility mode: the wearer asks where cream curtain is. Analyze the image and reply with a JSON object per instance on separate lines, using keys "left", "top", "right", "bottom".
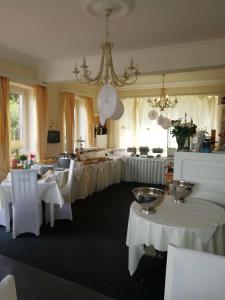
{"left": 63, "top": 92, "right": 75, "bottom": 153}
{"left": 35, "top": 85, "right": 48, "bottom": 161}
{"left": 0, "top": 77, "right": 10, "bottom": 180}
{"left": 108, "top": 95, "right": 220, "bottom": 149}
{"left": 85, "top": 97, "right": 95, "bottom": 147}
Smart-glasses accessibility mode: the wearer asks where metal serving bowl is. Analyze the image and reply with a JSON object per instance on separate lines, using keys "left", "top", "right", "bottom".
{"left": 168, "top": 180, "right": 194, "bottom": 203}
{"left": 132, "top": 187, "right": 165, "bottom": 214}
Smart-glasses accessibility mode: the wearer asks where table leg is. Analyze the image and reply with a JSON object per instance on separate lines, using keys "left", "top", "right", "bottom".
{"left": 50, "top": 204, "right": 54, "bottom": 227}
{"left": 128, "top": 245, "right": 145, "bottom": 276}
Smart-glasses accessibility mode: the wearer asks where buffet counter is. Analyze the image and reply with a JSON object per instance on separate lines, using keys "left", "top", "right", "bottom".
{"left": 71, "top": 158, "right": 123, "bottom": 202}
{"left": 71, "top": 155, "right": 168, "bottom": 201}
{"left": 123, "top": 156, "right": 168, "bottom": 185}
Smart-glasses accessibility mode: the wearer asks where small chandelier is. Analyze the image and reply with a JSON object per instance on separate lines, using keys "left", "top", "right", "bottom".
{"left": 73, "top": 8, "right": 140, "bottom": 87}
{"left": 148, "top": 73, "right": 178, "bottom": 111}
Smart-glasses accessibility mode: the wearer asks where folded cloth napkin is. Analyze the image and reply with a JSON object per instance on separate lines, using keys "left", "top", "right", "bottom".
{"left": 0, "top": 275, "right": 17, "bottom": 300}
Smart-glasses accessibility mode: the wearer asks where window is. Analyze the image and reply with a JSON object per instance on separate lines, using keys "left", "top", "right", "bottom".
{"left": 75, "top": 97, "right": 88, "bottom": 147}
{"left": 9, "top": 93, "right": 23, "bottom": 155}
{"left": 63, "top": 96, "right": 88, "bottom": 152}
{"left": 110, "top": 95, "right": 220, "bottom": 151}
{"left": 9, "top": 83, "right": 36, "bottom": 157}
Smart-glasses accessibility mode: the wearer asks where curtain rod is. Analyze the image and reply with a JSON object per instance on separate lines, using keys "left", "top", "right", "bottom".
{"left": 0, "top": 71, "right": 47, "bottom": 87}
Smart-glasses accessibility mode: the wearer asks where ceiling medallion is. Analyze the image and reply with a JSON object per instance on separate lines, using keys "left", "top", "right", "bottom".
{"left": 80, "top": 0, "right": 134, "bottom": 18}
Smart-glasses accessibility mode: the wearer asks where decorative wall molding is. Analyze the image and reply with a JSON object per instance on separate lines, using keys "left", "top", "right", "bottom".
{"left": 119, "top": 78, "right": 225, "bottom": 91}
{"left": 38, "top": 38, "right": 225, "bottom": 84}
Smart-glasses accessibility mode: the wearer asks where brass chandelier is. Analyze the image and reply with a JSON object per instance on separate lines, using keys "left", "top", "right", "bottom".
{"left": 73, "top": 8, "right": 140, "bottom": 87}
{"left": 148, "top": 73, "right": 178, "bottom": 111}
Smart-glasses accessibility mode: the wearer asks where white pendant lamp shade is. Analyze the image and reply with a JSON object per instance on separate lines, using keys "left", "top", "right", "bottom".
{"left": 157, "top": 115, "right": 165, "bottom": 125}
{"left": 99, "top": 114, "right": 106, "bottom": 126}
{"left": 111, "top": 99, "right": 124, "bottom": 120}
{"left": 97, "top": 83, "right": 119, "bottom": 119}
{"left": 161, "top": 117, "right": 171, "bottom": 129}
{"left": 148, "top": 110, "right": 158, "bottom": 120}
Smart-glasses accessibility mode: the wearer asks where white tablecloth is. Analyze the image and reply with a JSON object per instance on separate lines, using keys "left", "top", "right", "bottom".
{"left": 123, "top": 157, "right": 168, "bottom": 185}
{"left": 0, "top": 179, "right": 64, "bottom": 208}
{"left": 71, "top": 158, "right": 123, "bottom": 201}
{"left": 126, "top": 196, "right": 225, "bottom": 275}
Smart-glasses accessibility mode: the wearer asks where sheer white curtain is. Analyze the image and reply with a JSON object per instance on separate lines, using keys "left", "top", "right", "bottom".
{"left": 108, "top": 95, "right": 219, "bottom": 149}
{"left": 108, "top": 98, "right": 137, "bottom": 149}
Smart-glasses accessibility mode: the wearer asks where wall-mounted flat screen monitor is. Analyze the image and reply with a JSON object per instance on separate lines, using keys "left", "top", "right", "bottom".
{"left": 47, "top": 130, "right": 60, "bottom": 143}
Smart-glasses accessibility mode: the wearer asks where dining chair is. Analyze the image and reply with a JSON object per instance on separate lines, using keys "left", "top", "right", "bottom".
{"left": 0, "top": 185, "right": 11, "bottom": 232}
{"left": 11, "top": 169, "right": 42, "bottom": 238}
{"left": 0, "top": 275, "right": 17, "bottom": 300}
{"left": 164, "top": 244, "right": 225, "bottom": 300}
{"left": 46, "top": 159, "right": 74, "bottom": 223}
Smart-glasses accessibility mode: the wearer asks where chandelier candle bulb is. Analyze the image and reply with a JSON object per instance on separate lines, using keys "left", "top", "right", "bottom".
{"left": 130, "top": 58, "right": 134, "bottom": 69}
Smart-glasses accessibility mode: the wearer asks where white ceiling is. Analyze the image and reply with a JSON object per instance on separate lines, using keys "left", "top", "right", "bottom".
{"left": 0, "top": 0, "right": 225, "bottom": 67}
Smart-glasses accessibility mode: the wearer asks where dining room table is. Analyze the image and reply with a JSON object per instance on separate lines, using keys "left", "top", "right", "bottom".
{"left": 126, "top": 195, "right": 225, "bottom": 275}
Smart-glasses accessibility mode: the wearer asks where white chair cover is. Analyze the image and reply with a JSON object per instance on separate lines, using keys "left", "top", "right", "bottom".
{"left": 0, "top": 275, "right": 17, "bottom": 300}
{"left": 164, "top": 244, "right": 225, "bottom": 300}
{"left": 0, "top": 185, "right": 11, "bottom": 231}
{"left": 0, "top": 208, "right": 10, "bottom": 229}
{"left": 11, "top": 169, "right": 42, "bottom": 238}
{"left": 46, "top": 160, "right": 74, "bottom": 223}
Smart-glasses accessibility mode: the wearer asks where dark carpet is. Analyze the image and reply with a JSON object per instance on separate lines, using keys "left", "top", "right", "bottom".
{"left": 0, "top": 182, "right": 166, "bottom": 300}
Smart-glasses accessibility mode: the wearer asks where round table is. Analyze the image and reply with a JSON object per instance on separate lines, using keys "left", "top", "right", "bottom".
{"left": 126, "top": 195, "right": 225, "bottom": 275}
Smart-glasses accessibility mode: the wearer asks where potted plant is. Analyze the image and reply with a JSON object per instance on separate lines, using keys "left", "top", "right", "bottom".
{"left": 19, "top": 154, "right": 28, "bottom": 168}
{"left": 171, "top": 119, "right": 197, "bottom": 151}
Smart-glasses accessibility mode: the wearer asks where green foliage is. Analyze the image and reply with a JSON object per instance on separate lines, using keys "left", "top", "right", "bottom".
{"left": 171, "top": 119, "right": 197, "bottom": 151}
{"left": 19, "top": 154, "right": 28, "bottom": 161}
{"left": 9, "top": 93, "right": 21, "bottom": 140}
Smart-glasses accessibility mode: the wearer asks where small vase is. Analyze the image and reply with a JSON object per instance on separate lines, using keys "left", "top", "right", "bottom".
{"left": 176, "top": 136, "right": 187, "bottom": 151}
{"left": 20, "top": 160, "right": 27, "bottom": 169}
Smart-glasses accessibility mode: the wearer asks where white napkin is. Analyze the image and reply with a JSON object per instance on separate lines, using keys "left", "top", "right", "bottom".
{"left": 0, "top": 275, "right": 17, "bottom": 300}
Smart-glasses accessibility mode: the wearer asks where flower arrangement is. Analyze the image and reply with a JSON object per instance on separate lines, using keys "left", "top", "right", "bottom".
{"left": 171, "top": 118, "right": 197, "bottom": 151}
{"left": 30, "top": 153, "right": 36, "bottom": 160}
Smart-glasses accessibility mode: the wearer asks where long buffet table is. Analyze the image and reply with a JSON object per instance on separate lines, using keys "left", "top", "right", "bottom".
{"left": 71, "top": 156, "right": 168, "bottom": 202}
{"left": 123, "top": 157, "right": 167, "bottom": 185}
{"left": 71, "top": 158, "right": 123, "bottom": 201}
